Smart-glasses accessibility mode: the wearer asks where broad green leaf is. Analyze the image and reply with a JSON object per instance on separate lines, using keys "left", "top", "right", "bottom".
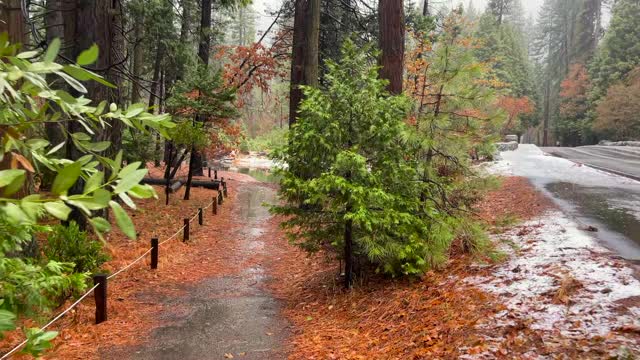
{"left": 0, "top": 169, "right": 25, "bottom": 187}
{"left": 76, "top": 44, "right": 99, "bottom": 66}
{"left": 3, "top": 203, "right": 28, "bottom": 223}
{"left": 17, "top": 50, "right": 38, "bottom": 59}
{"left": 46, "top": 141, "right": 66, "bottom": 155}
{"left": 51, "top": 162, "right": 82, "bottom": 195}
{"left": 109, "top": 201, "right": 136, "bottom": 239}
{"left": 118, "top": 161, "right": 141, "bottom": 179}
{"left": 113, "top": 169, "right": 147, "bottom": 194}
{"left": 43, "top": 201, "right": 72, "bottom": 220}
{"left": 85, "top": 141, "right": 111, "bottom": 152}
{"left": 125, "top": 103, "right": 146, "bottom": 118}
{"left": 44, "top": 38, "right": 60, "bottom": 63}
{"left": 128, "top": 184, "right": 156, "bottom": 199}
{"left": 118, "top": 192, "right": 136, "bottom": 209}
{"left": 83, "top": 171, "right": 104, "bottom": 193}
{"left": 55, "top": 70, "right": 87, "bottom": 93}
{"left": 90, "top": 217, "right": 111, "bottom": 233}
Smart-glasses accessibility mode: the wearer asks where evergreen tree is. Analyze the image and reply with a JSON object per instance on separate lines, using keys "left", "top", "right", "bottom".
{"left": 273, "top": 41, "right": 443, "bottom": 287}
{"left": 589, "top": 0, "right": 640, "bottom": 101}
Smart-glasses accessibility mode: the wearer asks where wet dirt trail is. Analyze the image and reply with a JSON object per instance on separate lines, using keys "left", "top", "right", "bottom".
{"left": 104, "top": 182, "right": 289, "bottom": 360}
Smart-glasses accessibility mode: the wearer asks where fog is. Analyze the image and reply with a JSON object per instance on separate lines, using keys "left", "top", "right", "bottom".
{"left": 253, "top": 0, "right": 547, "bottom": 34}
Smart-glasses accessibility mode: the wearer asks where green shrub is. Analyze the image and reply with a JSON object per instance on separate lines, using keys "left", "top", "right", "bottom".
{"left": 247, "top": 127, "right": 288, "bottom": 152}
{"left": 44, "top": 222, "right": 109, "bottom": 274}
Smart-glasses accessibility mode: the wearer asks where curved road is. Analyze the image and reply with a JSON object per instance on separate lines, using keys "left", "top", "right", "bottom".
{"left": 542, "top": 145, "right": 640, "bottom": 180}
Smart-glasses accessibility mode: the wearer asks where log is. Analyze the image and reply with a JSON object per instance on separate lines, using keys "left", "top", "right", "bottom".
{"left": 141, "top": 178, "right": 221, "bottom": 192}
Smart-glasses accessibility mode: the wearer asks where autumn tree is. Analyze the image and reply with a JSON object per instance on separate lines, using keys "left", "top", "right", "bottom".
{"left": 556, "top": 63, "right": 592, "bottom": 146}
{"left": 497, "top": 96, "right": 534, "bottom": 137}
{"left": 593, "top": 68, "right": 640, "bottom": 141}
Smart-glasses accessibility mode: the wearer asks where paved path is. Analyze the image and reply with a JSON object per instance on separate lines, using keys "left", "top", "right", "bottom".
{"left": 106, "top": 183, "right": 289, "bottom": 360}
{"left": 542, "top": 146, "right": 640, "bottom": 180}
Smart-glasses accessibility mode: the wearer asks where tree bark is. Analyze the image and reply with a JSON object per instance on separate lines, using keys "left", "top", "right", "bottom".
{"left": 198, "top": 0, "right": 212, "bottom": 65}
{"left": 188, "top": 0, "right": 212, "bottom": 177}
{"left": 0, "top": 0, "right": 27, "bottom": 45}
{"left": 378, "top": 0, "right": 405, "bottom": 95}
{"left": 288, "top": 0, "right": 320, "bottom": 126}
{"left": 131, "top": 11, "right": 145, "bottom": 104}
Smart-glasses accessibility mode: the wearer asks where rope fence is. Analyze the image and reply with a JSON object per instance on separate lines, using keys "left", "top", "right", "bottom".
{"left": 1, "top": 177, "right": 228, "bottom": 359}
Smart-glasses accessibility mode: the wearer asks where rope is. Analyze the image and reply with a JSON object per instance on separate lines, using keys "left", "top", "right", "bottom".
{"left": 0, "top": 284, "right": 100, "bottom": 360}
{"left": 1, "top": 200, "right": 217, "bottom": 358}
{"left": 159, "top": 225, "right": 186, "bottom": 246}
{"left": 107, "top": 247, "right": 153, "bottom": 280}
{"left": 203, "top": 200, "right": 215, "bottom": 210}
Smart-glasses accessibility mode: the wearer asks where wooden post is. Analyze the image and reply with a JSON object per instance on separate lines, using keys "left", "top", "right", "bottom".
{"left": 223, "top": 181, "right": 228, "bottom": 197}
{"left": 198, "top": 208, "right": 203, "bottom": 225}
{"left": 208, "top": 167, "right": 211, "bottom": 178}
{"left": 212, "top": 196, "right": 218, "bottom": 215}
{"left": 214, "top": 169, "right": 218, "bottom": 179}
{"left": 183, "top": 218, "right": 189, "bottom": 242}
{"left": 151, "top": 238, "right": 158, "bottom": 269}
{"left": 218, "top": 190, "right": 224, "bottom": 205}
{"left": 93, "top": 274, "right": 107, "bottom": 324}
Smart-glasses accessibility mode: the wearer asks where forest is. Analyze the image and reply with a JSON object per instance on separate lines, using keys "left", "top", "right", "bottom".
{"left": 1, "top": 0, "right": 640, "bottom": 358}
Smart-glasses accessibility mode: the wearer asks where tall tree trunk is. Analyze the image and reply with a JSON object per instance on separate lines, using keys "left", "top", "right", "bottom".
{"left": 422, "top": 0, "right": 429, "bottom": 16}
{"left": 44, "top": 0, "right": 67, "bottom": 158}
{"left": 188, "top": 0, "right": 212, "bottom": 177}
{"left": 63, "top": 0, "right": 121, "bottom": 228}
{"left": 198, "top": 0, "right": 212, "bottom": 65}
{"left": 0, "top": 0, "right": 26, "bottom": 45}
{"left": 378, "top": 0, "right": 405, "bottom": 95}
{"left": 131, "top": 11, "right": 145, "bottom": 104}
{"left": 303, "top": 0, "right": 320, "bottom": 88}
{"left": 289, "top": 0, "right": 307, "bottom": 126}
{"left": 288, "top": 0, "right": 320, "bottom": 126}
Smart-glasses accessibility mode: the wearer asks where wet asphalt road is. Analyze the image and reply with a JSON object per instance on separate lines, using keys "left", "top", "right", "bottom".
{"left": 501, "top": 145, "right": 640, "bottom": 260}
{"left": 542, "top": 146, "right": 640, "bottom": 180}
{"left": 105, "top": 184, "right": 288, "bottom": 360}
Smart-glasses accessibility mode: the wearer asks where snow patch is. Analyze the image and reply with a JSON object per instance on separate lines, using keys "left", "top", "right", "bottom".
{"left": 469, "top": 210, "right": 640, "bottom": 350}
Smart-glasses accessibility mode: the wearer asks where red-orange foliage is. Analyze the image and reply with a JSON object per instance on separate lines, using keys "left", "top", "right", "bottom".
{"left": 559, "top": 63, "right": 590, "bottom": 120}
{"left": 594, "top": 67, "right": 640, "bottom": 140}
{"left": 496, "top": 96, "right": 534, "bottom": 134}
{"left": 215, "top": 31, "right": 289, "bottom": 108}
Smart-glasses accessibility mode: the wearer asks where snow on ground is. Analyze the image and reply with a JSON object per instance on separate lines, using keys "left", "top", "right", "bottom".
{"left": 484, "top": 144, "right": 640, "bottom": 188}
{"left": 234, "top": 153, "right": 276, "bottom": 169}
{"left": 472, "top": 145, "right": 640, "bottom": 355}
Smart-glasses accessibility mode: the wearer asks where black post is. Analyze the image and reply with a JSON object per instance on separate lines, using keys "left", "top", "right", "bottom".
{"left": 213, "top": 197, "right": 218, "bottom": 215}
{"left": 214, "top": 169, "right": 218, "bottom": 179}
{"left": 198, "top": 208, "right": 203, "bottom": 225}
{"left": 218, "top": 190, "right": 224, "bottom": 205}
{"left": 151, "top": 238, "right": 158, "bottom": 269}
{"left": 93, "top": 274, "right": 107, "bottom": 324}
{"left": 165, "top": 186, "right": 170, "bottom": 206}
{"left": 208, "top": 167, "right": 211, "bottom": 178}
{"left": 183, "top": 218, "right": 189, "bottom": 242}
{"left": 223, "top": 181, "right": 228, "bottom": 197}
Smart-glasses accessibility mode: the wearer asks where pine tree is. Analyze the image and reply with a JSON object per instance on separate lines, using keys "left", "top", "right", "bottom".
{"left": 589, "top": 0, "right": 640, "bottom": 101}
{"left": 273, "top": 41, "right": 441, "bottom": 287}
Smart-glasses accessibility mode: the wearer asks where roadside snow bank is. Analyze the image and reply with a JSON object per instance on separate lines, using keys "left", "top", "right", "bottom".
{"left": 483, "top": 144, "right": 640, "bottom": 188}
{"left": 470, "top": 211, "right": 640, "bottom": 345}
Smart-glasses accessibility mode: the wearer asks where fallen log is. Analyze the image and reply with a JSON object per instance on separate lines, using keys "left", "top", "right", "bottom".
{"left": 141, "top": 178, "right": 221, "bottom": 192}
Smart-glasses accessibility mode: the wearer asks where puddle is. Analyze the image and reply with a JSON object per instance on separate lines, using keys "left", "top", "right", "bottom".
{"left": 230, "top": 167, "right": 281, "bottom": 184}
{"left": 545, "top": 182, "right": 640, "bottom": 259}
